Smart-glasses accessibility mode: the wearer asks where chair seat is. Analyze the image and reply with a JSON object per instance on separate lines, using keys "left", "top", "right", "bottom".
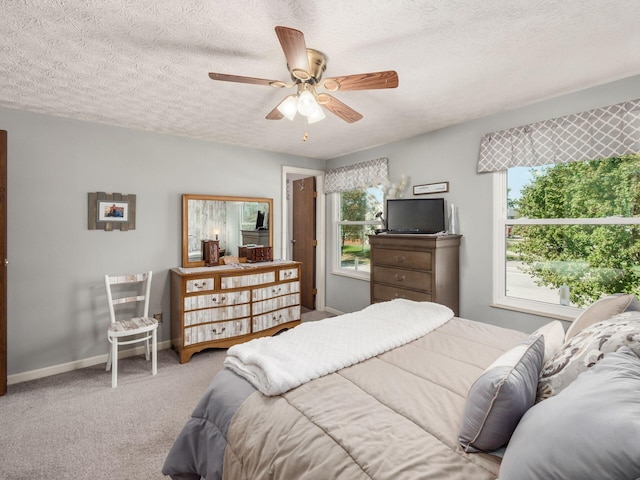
{"left": 108, "top": 317, "right": 158, "bottom": 337}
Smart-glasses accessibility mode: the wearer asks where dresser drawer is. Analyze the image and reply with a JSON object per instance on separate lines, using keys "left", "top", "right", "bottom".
{"left": 184, "top": 290, "right": 251, "bottom": 311}
{"left": 253, "top": 305, "right": 301, "bottom": 332}
{"left": 374, "top": 249, "right": 432, "bottom": 271}
{"left": 253, "top": 293, "right": 301, "bottom": 315}
{"left": 372, "top": 283, "right": 432, "bottom": 303}
{"left": 184, "top": 318, "right": 250, "bottom": 346}
{"left": 373, "top": 265, "right": 432, "bottom": 292}
{"left": 184, "top": 304, "right": 251, "bottom": 326}
{"left": 252, "top": 281, "right": 300, "bottom": 302}
{"left": 185, "top": 277, "right": 215, "bottom": 293}
{"left": 221, "top": 270, "right": 276, "bottom": 289}
{"left": 279, "top": 267, "right": 299, "bottom": 281}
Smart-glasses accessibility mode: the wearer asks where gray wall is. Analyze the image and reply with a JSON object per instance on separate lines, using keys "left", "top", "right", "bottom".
{"left": 5, "top": 74, "right": 640, "bottom": 378}
{"left": 3, "top": 108, "right": 322, "bottom": 376}
{"left": 325, "top": 74, "right": 640, "bottom": 334}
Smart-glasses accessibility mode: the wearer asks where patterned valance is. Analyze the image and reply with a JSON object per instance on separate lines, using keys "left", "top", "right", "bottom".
{"left": 477, "top": 98, "right": 640, "bottom": 173}
{"left": 324, "top": 157, "right": 388, "bottom": 193}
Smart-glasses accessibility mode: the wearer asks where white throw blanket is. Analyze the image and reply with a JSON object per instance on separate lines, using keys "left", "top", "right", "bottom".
{"left": 224, "top": 299, "right": 453, "bottom": 396}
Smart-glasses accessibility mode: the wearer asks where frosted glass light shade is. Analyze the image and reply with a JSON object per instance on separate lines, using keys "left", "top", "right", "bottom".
{"left": 307, "top": 104, "right": 326, "bottom": 124}
{"left": 297, "top": 90, "right": 317, "bottom": 116}
{"left": 277, "top": 95, "right": 298, "bottom": 121}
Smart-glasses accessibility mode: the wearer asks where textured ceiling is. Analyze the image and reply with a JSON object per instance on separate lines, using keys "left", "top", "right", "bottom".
{"left": 2, "top": 1, "right": 640, "bottom": 160}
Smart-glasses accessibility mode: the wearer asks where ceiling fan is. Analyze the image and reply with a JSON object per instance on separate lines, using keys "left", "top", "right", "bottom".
{"left": 208, "top": 26, "right": 399, "bottom": 124}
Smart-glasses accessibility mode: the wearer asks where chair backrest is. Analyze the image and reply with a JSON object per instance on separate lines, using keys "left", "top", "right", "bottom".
{"left": 104, "top": 271, "right": 152, "bottom": 324}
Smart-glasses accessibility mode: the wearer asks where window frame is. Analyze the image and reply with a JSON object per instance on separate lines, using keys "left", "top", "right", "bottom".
{"left": 331, "top": 191, "right": 382, "bottom": 280}
{"left": 492, "top": 168, "right": 640, "bottom": 320}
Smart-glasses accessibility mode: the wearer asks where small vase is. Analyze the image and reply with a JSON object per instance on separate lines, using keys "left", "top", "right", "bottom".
{"left": 449, "top": 203, "right": 459, "bottom": 235}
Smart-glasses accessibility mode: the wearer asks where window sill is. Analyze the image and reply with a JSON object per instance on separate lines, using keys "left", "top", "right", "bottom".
{"left": 491, "top": 298, "right": 581, "bottom": 322}
{"left": 330, "top": 269, "right": 371, "bottom": 282}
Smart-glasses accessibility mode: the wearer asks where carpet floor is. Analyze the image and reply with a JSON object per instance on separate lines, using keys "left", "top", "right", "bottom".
{"left": 1, "top": 348, "right": 226, "bottom": 479}
{"left": 0, "top": 309, "right": 334, "bottom": 479}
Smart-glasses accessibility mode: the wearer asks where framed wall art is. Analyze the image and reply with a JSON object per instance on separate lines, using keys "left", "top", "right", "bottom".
{"left": 413, "top": 181, "right": 449, "bottom": 195}
{"left": 88, "top": 192, "right": 136, "bottom": 231}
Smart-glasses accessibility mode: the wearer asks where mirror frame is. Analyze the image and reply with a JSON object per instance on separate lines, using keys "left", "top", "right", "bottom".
{"left": 182, "top": 194, "right": 274, "bottom": 268}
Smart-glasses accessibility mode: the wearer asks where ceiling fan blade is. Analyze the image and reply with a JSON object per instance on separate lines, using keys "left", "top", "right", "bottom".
{"left": 265, "top": 105, "right": 284, "bottom": 120}
{"left": 321, "top": 70, "right": 399, "bottom": 91}
{"left": 208, "top": 72, "right": 287, "bottom": 87}
{"left": 317, "top": 93, "right": 363, "bottom": 123}
{"left": 275, "top": 26, "right": 310, "bottom": 80}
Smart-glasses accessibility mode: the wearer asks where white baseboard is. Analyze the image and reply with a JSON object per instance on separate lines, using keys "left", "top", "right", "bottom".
{"left": 324, "top": 306, "right": 344, "bottom": 316}
{"left": 8, "top": 340, "right": 172, "bottom": 385}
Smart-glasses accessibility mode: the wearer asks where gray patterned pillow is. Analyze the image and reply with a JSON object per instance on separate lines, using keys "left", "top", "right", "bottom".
{"left": 537, "top": 311, "right": 640, "bottom": 401}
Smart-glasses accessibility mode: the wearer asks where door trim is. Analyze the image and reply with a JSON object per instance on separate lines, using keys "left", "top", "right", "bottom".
{"left": 281, "top": 166, "right": 325, "bottom": 311}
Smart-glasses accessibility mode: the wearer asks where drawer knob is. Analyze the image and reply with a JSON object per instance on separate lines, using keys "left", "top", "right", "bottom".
{"left": 212, "top": 327, "right": 226, "bottom": 335}
{"left": 394, "top": 274, "right": 406, "bottom": 281}
{"left": 393, "top": 255, "right": 406, "bottom": 263}
{"left": 272, "top": 287, "right": 282, "bottom": 294}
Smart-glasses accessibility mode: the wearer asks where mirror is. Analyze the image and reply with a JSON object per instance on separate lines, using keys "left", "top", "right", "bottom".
{"left": 182, "top": 194, "right": 273, "bottom": 268}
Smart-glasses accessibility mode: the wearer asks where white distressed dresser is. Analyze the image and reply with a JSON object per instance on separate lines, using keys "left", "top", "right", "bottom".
{"left": 170, "top": 261, "right": 302, "bottom": 363}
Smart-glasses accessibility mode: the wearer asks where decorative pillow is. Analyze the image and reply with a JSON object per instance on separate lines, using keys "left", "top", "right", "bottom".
{"left": 564, "top": 294, "right": 636, "bottom": 341}
{"left": 627, "top": 295, "right": 640, "bottom": 311}
{"left": 537, "top": 311, "right": 640, "bottom": 401}
{"left": 458, "top": 334, "right": 544, "bottom": 453}
{"left": 500, "top": 347, "right": 640, "bottom": 480}
{"left": 531, "top": 320, "right": 565, "bottom": 364}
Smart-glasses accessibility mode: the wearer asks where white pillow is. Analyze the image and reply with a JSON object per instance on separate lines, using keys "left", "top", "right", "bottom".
{"left": 531, "top": 320, "right": 565, "bottom": 364}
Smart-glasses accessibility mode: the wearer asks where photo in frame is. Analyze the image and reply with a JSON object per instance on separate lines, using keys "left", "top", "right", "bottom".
{"left": 413, "top": 181, "right": 449, "bottom": 195}
{"left": 98, "top": 201, "right": 129, "bottom": 222}
{"left": 88, "top": 192, "right": 136, "bottom": 231}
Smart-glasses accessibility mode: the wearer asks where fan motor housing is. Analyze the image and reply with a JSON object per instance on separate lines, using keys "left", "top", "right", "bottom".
{"left": 289, "top": 48, "right": 327, "bottom": 83}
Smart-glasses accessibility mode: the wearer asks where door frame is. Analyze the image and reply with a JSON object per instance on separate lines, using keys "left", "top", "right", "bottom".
{"left": 281, "top": 166, "right": 325, "bottom": 311}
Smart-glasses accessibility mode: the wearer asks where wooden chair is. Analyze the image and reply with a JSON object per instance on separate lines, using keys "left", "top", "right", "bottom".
{"left": 104, "top": 271, "right": 158, "bottom": 388}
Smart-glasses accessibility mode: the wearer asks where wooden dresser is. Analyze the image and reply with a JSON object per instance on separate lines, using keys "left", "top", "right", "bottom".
{"left": 171, "top": 261, "right": 302, "bottom": 363}
{"left": 369, "top": 234, "right": 461, "bottom": 315}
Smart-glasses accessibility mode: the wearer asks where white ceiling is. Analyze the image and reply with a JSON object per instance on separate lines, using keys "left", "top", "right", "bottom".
{"left": 2, "top": 1, "right": 640, "bottom": 160}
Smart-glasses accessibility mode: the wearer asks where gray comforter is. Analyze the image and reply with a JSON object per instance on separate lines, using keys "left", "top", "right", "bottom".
{"left": 163, "top": 317, "right": 527, "bottom": 480}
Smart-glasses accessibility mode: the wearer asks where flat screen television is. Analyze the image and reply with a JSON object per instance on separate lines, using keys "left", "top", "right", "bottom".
{"left": 255, "top": 210, "right": 266, "bottom": 230}
{"left": 386, "top": 198, "right": 445, "bottom": 234}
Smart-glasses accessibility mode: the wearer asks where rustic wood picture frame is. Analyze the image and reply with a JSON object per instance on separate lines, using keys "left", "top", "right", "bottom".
{"left": 88, "top": 192, "right": 136, "bottom": 231}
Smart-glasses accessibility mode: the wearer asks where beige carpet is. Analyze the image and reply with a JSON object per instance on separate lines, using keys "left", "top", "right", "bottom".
{"left": 0, "top": 309, "right": 334, "bottom": 479}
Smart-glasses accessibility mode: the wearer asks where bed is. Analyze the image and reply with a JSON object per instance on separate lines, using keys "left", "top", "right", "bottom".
{"left": 163, "top": 297, "right": 640, "bottom": 480}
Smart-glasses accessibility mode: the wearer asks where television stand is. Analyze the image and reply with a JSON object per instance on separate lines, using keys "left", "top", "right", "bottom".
{"left": 368, "top": 233, "right": 461, "bottom": 315}
{"left": 241, "top": 229, "right": 269, "bottom": 246}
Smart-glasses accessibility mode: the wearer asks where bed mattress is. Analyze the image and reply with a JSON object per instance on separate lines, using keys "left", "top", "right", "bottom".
{"left": 163, "top": 316, "right": 527, "bottom": 480}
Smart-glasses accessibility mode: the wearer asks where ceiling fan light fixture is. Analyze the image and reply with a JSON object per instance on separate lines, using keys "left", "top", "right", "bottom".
{"left": 209, "top": 27, "right": 396, "bottom": 124}
{"left": 277, "top": 95, "right": 298, "bottom": 121}
{"left": 306, "top": 104, "right": 326, "bottom": 124}
{"left": 297, "top": 90, "right": 318, "bottom": 116}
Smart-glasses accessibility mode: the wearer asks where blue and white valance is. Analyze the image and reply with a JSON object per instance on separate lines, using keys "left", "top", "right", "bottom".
{"left": 478, "top": 98, "right": 640, "bottom": 173}
{"left": 324, "top": 157, "right": 388, "bottom": 193}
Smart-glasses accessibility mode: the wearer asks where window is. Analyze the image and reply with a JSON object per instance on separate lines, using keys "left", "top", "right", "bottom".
{"left": 494, "top": 154, "right": 640, "bottom": 318}
{"left": 333, "top": 187, "right": 384, "bottom": 279}
{"left": 239, "top": 201, "right": 269, "bottom": 232}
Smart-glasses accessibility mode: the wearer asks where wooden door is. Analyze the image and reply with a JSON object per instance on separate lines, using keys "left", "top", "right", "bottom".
{"left": 0, "top": 131, "right": 6, "bottom": 396}
{"left": 292, "top": 177, "right": 316, "bottom": 309}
